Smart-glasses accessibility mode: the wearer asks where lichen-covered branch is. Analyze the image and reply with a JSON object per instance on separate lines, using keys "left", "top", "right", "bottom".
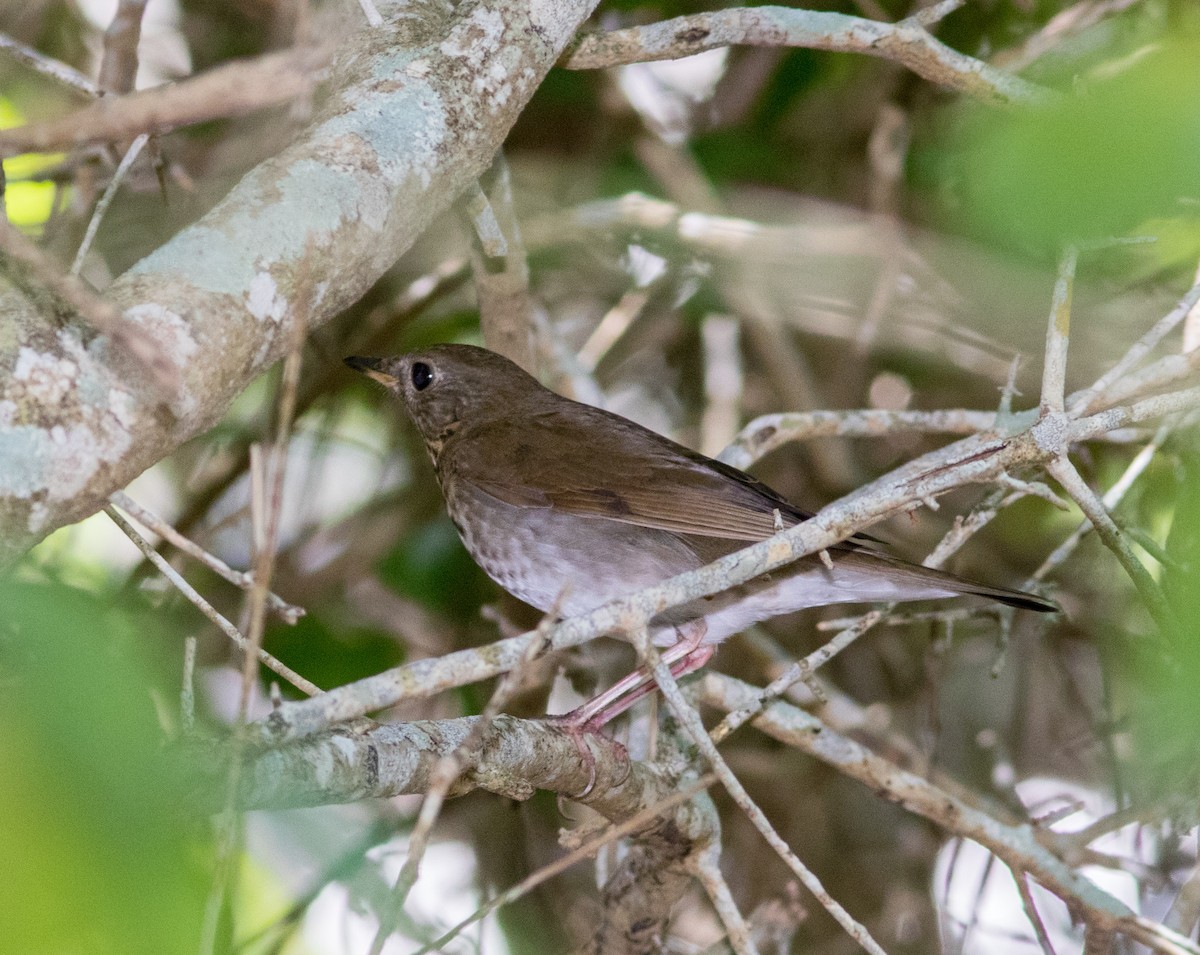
{"left": 0, "top": 0, "right": 602, "bottom": 567}
{"left": 562, "top": 6, "right": 1049, "bottom": 107}
{"left": 208, "top": 713, "right": 721, "bottom": 955}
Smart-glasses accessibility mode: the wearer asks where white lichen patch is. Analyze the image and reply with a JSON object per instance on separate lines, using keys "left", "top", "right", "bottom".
{"left": 319, "top": 74, "right": 447, "bottom": 192}
{"left": 247, "top": 272, "right": 288, "bottom": 324}
{"left": 108, "top": 387, "right": 138, "bottom": 430}
{"left": 124, "top": 303, "right": 199, "bottom": 362}
{"left": 310, "top": 743, "right": 336, "bottom": 788}
{"left": 14, "top": 347, "right": 78, "bottom": 407}
{"left": 527, "top": 0, "right": 583, "bottom": 37}
{"left": 482, "top": 61, "right": 513, "bottom": 105}
{"left": 438, "top": 7, "right": 505, "bottom": 70}
{"left": 26, "top": 500, "right": 48, "bottom": 534}
{"left": 1, "top": 332, "right": 137, "bottom": 513}
{"left": 43, "top": 422, "right": 123, "bottom": 499}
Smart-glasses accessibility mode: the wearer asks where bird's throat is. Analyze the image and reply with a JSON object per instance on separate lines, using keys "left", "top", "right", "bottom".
{"left": 424, "top": 419, "right": 463, "bottom": 466}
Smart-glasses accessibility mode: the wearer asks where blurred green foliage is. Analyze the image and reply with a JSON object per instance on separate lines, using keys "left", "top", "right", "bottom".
{"left": 946, "top": 38, "right": 1200, "bottom": 254}
{"left": 1130, "top": 434, "right": 1200, "bottom": 797}
{"left": 264, "top": 614, "right": 403, "bottom": 698}
{"left": 0, "top": 580, "right": 208, "bottom": 954}
{"left": 377, "top": 517, "right": 493, "bottom": 623}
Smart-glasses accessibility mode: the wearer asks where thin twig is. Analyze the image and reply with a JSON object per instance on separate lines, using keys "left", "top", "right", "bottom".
{"left": 1069, "top": 281, "right": 1200, "bottom": 415}
{"left": 720, "top": 408, "right": 1000, "bottom": 469}
{"left": 634, "top": 630, "right": 889, "bottom": 955}
{"left": 71, "top": 133, "right": 149, "bottom": 275}
{"left": 182, "top": 634, "right": 197, "bottom": 733}
{"left": 463, "top": 152, "right": 536, "bottom": 369}
{"left": 693, "top": 844, "right": 760, "bottom": 955}
{"left": 1012, "top": 866, "right": 1060, "bottom": 955}
{"left": 701, "top": 313, "right": 743, "bottom": 457}
{"left": 102, "top": 505, "right": 318, "bottom": 695}
{"left": 109, "top": 490, "right": 304, "bottom": 623}
{"left": 1046, "top": 457, "right": 1172, "bottom": 628}
{"left": 1078, "top": 348, "right": 1200, "bottom": 416}
{"left": 1041, "top": 246, "right": 1077, "bottom": 415}
{"left": 0, "top": 32, "right": 100, "bottom": 97}
{"left": 0, "top": 45, "right": 333, "bottom": 158}
{"left": 356, "top": 0, "right": 384, "bottom": 26}
{"left": 98, "top": 0, "right": 150, "bottom": 95}
{"left": 1031, "top": 424, "right": 1172, "bottom": 584}
{"left": 995, "top": 0, "right": 1144, "bottom": 73}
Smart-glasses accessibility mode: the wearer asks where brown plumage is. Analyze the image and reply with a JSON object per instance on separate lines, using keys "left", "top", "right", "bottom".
{"left": 345, "top": 344, "right": 1056, "bottom": 656}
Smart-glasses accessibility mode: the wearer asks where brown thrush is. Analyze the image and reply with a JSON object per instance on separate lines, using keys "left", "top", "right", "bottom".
{"left": 346, "top": 344, "right": 1055, "bottom": 725}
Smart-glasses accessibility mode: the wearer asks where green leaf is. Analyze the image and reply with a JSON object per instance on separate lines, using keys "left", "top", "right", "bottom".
{"left": 0, "top": 581, "right": 208, "bottom": 954}
{"left": 947, "top": 39, "right": 1200, "bottom": 252}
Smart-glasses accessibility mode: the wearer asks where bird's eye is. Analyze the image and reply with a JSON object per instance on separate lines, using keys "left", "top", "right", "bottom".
{"left": 411, "top": 362, "right": 434, "bottom": 391}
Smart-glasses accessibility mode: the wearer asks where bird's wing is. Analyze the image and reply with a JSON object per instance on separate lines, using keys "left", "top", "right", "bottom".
{"left": 448, "top": 406, "right": 824, "bottom": 542}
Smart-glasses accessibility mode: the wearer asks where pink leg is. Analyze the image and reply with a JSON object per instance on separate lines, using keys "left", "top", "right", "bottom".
{"left": 570, "top": 643, "right": 715, "bottom": 729}
{"left": 553, "top": 622, "right": 714, "bottom": 731}
{"left": 548, "top": 624, "right": 715, "bottom": 799}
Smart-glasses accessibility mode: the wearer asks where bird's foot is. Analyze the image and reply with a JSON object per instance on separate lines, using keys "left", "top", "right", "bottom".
{"left": 544, "top": 712, "right": 603, "bottom": 798}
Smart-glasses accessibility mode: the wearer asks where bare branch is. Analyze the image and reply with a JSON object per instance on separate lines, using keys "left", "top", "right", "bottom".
{"left": 720, "top": 408, "right": 1000, "bottom": 469}
{"left": 1041, "top": 246, "right": 1077, "bottom": 415}
{"left": 108, "top": 490, "right": 305, "bottom": 623}
{"left": 464, "top": 153, "right": 536, "bottom": 370}
{"left": 1069, "top": 281, "right": 1200, "bottom": 415}
{"left": 1046, "top": 456, "right": 1172, "bottom": 628}
{"left": 0, "top": 45, "right": 333, "bottom": 158}
{"left": 71, "top": 133, "right": 149, "bottom": 276}
{"left": 0, "top": 32, "right": 100, "bottom": 97}
{"left": 98, "top": 0, "right": 150, "bottom": 95}
{"left": 562, "top": 7, "right": 1049, "bottom": 107}
{"left": 356, "top": 0, "right": 384, "bottom": 27}
{"left": 1031, "top": 425, "right": 1171, "bottom": 584}
{"left": 1012, "top": 866, "right": 1060, "bottom": 955}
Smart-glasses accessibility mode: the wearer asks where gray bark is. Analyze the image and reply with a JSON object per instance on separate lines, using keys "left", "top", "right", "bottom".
{"left": 0, "top": 0, "right": 600, "bottom": 566}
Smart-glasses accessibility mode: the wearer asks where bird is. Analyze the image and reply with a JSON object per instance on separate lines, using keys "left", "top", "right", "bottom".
{"left": 345, "top": 343, "right": 1056, "bottom": 727}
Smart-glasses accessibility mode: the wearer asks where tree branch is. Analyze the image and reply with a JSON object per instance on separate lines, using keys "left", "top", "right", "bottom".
{"left": 562, "top": 6, "right": 1049, "bottom": 107}
{"left": 0, "top": 0, "right": 602, "bottom": 567}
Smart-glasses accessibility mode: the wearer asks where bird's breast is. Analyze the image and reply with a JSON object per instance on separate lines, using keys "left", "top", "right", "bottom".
{"left": 442, "top": 479, "right": 703, "bottom": 619}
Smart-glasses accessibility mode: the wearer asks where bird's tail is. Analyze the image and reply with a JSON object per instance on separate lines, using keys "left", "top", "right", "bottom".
{"left": 842, "top": 549, "right": 1059, "bottom": 613}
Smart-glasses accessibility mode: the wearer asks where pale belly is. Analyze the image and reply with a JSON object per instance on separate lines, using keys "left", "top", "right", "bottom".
{"left": 449, "top": 483, "right": 702, "bottom": 623}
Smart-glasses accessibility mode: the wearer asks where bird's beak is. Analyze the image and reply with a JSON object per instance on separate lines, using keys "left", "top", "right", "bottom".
{"left": 344, "top": 355, "right": 400, "bottom": 388}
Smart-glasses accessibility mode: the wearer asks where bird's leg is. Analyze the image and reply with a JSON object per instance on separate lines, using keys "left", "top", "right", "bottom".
{"left": 547, "top": 622, "right": 712, "bottom": 799}
{"left": 568, "top": 643, "right": 715, "bottom": 731}
{"left": 552, "top": 620, "right": 713, "bottom": 731}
